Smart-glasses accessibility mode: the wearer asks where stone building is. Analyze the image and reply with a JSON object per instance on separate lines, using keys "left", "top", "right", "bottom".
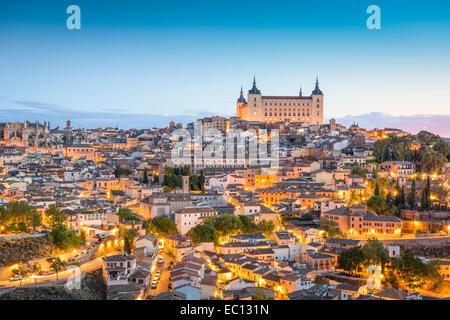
{"left": 0, "top": 121, "right": 51, "bottom": 148}
{"left": 237, "top": 77, "right": 324, "bottom": 125}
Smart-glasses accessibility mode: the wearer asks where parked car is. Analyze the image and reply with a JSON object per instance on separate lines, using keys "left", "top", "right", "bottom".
{"left": 40, "top": 230, "right": 50, "bottom": 234}
{"left": 10, "top": 275, "right": 22, "bottom": 281}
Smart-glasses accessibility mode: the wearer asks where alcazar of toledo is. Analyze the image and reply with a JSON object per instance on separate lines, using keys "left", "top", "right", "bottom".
{"left": 236, "top": 77, "right": 324, "bottom": 125}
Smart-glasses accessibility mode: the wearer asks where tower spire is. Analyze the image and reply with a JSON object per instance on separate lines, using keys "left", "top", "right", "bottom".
{"left": 237, "top": 85, "right": 247, "bottom": 103}
{"left": 312, "top": 76, "right": 323, "bottom": 95}
{"left": 248, "top": 76, "right": 260, "bottom": 94}
{"left": 299, "top": 86, "right": 302, "bottom": 97}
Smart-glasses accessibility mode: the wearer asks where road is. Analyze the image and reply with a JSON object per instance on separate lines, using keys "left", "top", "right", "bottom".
{"left": 0, "top": 255, "right": 105, "bottom": 289}
{"left": 149, "top": 252, "right": 175, "bottom": 297}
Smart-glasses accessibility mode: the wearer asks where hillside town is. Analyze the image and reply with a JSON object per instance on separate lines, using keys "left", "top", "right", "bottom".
{"left": 0, "top": 82, "right": 449, "bottom": 300}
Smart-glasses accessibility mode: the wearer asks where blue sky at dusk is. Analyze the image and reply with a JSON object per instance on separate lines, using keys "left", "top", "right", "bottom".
{"left": 0, "top": 0, "right": 449, "bottom": 128}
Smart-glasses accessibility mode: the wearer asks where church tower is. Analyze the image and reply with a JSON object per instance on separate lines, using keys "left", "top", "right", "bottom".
{"left": 311, "top": 76, "right": 324, "bottom": 125}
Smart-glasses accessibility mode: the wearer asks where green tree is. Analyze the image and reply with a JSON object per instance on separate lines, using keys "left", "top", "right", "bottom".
{"left": 337, "top": 246, "right": 364, "bottom": 276}
{"left": 186, "top": 224, "right": 216, "bottom": 244}
{"left": 374, "top": 182, "right": 380, "bottom": 197}
{"left": 238, "top": 215, "right": 257, "bottom": 234}
{"left": 114, "top": 166, "right": 132, "bottom": 178}
{"left": 122, "top": 228, "right": 138, "bottom": 254}
{"left": 47, "top": 257, "right": 68, "bottom": 280}
{"left": 366, "top": 196, "right": 389, "bottom": 215}
{"left": 352, "top": 167, "right": 368, "bottom": 179}
{"left": 143, "top": 168, "right": 149, "bottom": 184}
{"left": 319, "top": 218, "right": 343, "bottom": 239}
{"left": 116, "top": 207, "right": 139, "bottom": 223}
{"left": 143, "top": 219, "right": 157, "bottom": 236}
{"left": 204, "top": 214, "right": 242, "bottom": 242}
{"left": 431, "top": 184, "right": 448, "bottom": 208}
{"left": 408, "top": 179, "right": 416, "bottom": 209}
{"left": 426, "top": 176, "right": 431, "bottom": 209}
{"left": 361, "top": 240, "right": 389, "bottom": 272}
{"left": 45, "top": 205, "right": 67, "bottom": 228}
{"left": 420, "top": 191, "right": 427, "bottom": 211}
{"left": 48, "top": 225, "right": 82, "bottom": 250}
{"left": 152, "top": 216, "right": 178, "bottom": 236}
{"left": 256, "top": 220, "right": 275, "bottom": 239}
{"left": 252, "top": 290, "right": 268, "bottom": 300}
{"left": 390, "top": 251, "right": 428, "bottom": 290}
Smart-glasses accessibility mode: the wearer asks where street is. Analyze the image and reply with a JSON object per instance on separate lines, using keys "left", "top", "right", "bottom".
{"left": 149, "top": 252, "right": 175, "bottom": 297}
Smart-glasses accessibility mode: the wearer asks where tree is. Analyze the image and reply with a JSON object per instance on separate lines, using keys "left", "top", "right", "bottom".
{"left": 143, "top": 219, "right": 157, "bottom": 236}
{"left": 116, "top": 207, "right": 139, "bottom": 223}
{"left": 252, "top": 290, "right": 268, "bottom": 300}
{"left": 374, "top": 182, "right": 380, "bottom": 197}
{"left": 351, "top": 167, "right": 368, "bottom": 179}
{"left": 122, "top": 228, "right": 138, "bottom": 254}
{"left": 319, "top": 218, "right": 343, "bottom": 239}
{"left": 431, "top": 184, "right": 448, "bottom": 208}
{"left": 256, "top": 220, "right": 275, "bottom": 239}
{"left": 361, "top": 240, "right": 389, "bottom": 272}
{"left": 204, "top": 214, "right": 242, "bottom": 242}
{"left": 390, "top": 252, "right": 428, "bottom": 290}
{"left": 349, "top": 191, "right": 359, "bottom": 205}
{"left": 420, "top": 191, "right": 427, "bottom": 211}
{"left": 337, "top": 246, "right": 364, "bottom": 276}
{"left": 408, "top": 179, "right": 416, "bottom": 209}
{"left": 425, "top": 260, "right": 447, "bottom": 293}
{"left": 114, "top": 166, "right": 132, "bottom": 178}
{"left": 366, "top": 196, "right": 389, "bottom": 215}
{"left": 45, "top": 205, "right": 67, "bottom": 228}
{"left": 26, "top": 208, "right": 41, "bottom": 231}
{"left": 143, "top": 168, "right": 149, "bottom": 184}
{"left": 238, "top": 215, "right": 257, "bottom": 234}
{"left": 48, "top": 224, "right": 82, "bottom": 250}
{"left": 47, "top": 257, "right": 67, "bottom": 280}
{"left": 400, "top": 185, "right": 406, "bottom": 209}
{"left": 186, "top": 224, "right": 216, "bottom": 244}
{"left": 152, "top": 216, "right": 178, "bottom": 236}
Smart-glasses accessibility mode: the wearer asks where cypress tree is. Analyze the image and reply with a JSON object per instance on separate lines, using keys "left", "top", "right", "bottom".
{"left": 143, "top": 168, "right": 149, "bottom": 184}
{"left": 408, "top": 179, "right": 416, "bottom": 209}
{"left": 374, "top": 182, "right": 380, "bottom": 196}
{"left": 421, "top": 191, "right": 427, "bottom": 211}
{"left": 399, "top": 185, "right": 406, "bottom": 209}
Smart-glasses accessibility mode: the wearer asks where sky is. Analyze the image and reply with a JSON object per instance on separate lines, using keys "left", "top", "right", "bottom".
{"left": 0, "top": 0, "right": 449, "bottom": 129}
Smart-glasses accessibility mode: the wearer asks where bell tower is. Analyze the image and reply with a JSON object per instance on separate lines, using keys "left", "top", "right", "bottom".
{"left": 311, "top": 76, "right": 324, "bottom": 125}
